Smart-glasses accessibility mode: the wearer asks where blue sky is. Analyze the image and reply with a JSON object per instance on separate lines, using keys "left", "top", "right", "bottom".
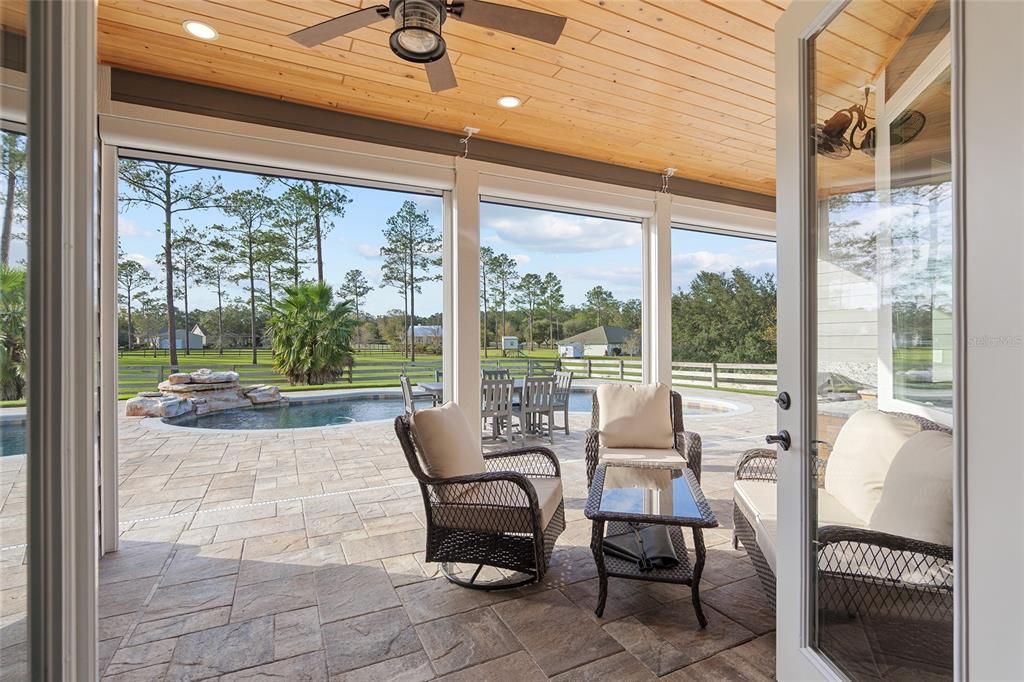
{"left": 117, "top": 165, "right": 776, "bottom": 317}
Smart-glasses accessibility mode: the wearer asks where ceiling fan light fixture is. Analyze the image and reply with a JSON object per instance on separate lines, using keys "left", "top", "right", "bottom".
{"left": 182, "top": 20, "right": 218, "bottom": 41}
{"left": 497, "top": 95, "right": 522, "bottom": 108}
{"left": 389, "top": 0, "right": 447, "bottom": 63}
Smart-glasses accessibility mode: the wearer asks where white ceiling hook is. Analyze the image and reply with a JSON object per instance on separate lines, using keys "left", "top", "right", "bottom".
{"left": 661, "top": 167, "right": 677, "bottom": 193}
{"left": 459, "top": 126, "right": 480, "bottom": 159}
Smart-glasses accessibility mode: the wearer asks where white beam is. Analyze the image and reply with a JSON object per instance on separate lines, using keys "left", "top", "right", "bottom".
{"left": 99, "top": 145, "right": 119, "bottom": 555}
{"left": 450, "top": 158, "right": 481, "bottom": 441}
{"left": 647, "top": 192, "right": 673, "bottom": 386}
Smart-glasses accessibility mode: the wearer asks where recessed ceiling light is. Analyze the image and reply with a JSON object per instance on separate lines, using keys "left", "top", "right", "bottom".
{"left": 497, "top": 96, "right": 522, "bottom": 109}
{"left": 182, "top": 20, "right": 218, "bottom": 41}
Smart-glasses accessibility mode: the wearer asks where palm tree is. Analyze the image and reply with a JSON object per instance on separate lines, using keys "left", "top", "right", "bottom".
{"left": 0, "top": 266, "right": 27, "bottom": 400}
{"left": 266, "top": 282, "right": 356, "bottom": 385}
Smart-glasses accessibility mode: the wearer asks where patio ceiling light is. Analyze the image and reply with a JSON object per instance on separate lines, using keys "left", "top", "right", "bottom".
{"left": 182, "top": 20, "right": 218, "bottom": 41}
{"left": 390, "top": 0, "right": 446, "bottom": 64}
{"left": 497, "top": 95, "right": 522, "bottom": 109}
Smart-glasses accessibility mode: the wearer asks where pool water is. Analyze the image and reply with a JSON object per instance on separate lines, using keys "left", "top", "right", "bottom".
{"left": 165, "top": 390, "right": 732, "bottom": 431}
{"left": 1, "top": 422, "right": 26, "bottom": 457}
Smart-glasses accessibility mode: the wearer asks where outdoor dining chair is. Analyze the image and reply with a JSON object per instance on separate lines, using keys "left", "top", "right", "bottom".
{"left": 480, "top": 377, "right": 515, "bottom": 443}
{"left": 481, "top": 367, "right": 511, "bottom": 380}
{"left": 551, "top": 370, "right": 574, "bottom": 434}
{"left": 512, "top": 376, "right": 557, "bottom": 443}
{"left": 400, "top": 374, "right": 437, "bottom": 415}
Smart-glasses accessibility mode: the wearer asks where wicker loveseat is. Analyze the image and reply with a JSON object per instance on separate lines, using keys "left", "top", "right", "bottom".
{"left": 733, "top": 409, "right": 954, "bottom": 676}
{"left": 585, "top": 384, "right": 703, "bottom": 486}
{"left": 395, "top": 402, "right": 565, "bottom": 590}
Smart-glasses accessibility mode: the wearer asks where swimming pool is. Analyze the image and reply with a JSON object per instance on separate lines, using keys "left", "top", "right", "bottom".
{"left": 163, "top": 390, "right": 738, "bottom": 431}
{"left": 0, "top": 420, "right": 26, "bottom": 457}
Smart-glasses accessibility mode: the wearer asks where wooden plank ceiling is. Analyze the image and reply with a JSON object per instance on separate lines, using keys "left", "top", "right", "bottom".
{"left": 1, "top": 0, "right": 935, "bottom": 196}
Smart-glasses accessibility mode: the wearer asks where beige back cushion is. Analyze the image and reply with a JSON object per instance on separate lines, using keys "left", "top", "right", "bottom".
{"left": 869, "top": 429, "right": 954, "bottom": 546}
{"left": 823, "top": 410, "right": 922, "bottom": 522}
{"left": 597, "top": 383, "right": 674, "bottom": 449}
{"left": 409, "top": 402, "right": 485, "bottom": 479}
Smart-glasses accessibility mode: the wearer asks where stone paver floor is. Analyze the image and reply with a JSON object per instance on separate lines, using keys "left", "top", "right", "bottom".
{"left": 1, "top": 388, "right": 778, "bottom": 681}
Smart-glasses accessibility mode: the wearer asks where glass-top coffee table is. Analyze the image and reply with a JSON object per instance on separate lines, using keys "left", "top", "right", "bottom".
{"left": 584, "top": 462, "right": 719, "bottom": 627}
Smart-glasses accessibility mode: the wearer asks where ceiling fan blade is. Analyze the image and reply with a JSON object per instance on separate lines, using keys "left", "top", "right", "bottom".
{"left": 453, "top": 0, "right": 566, "bottom": 44}
{"left": 425, "top": 54, "right": 458, "bottom": 92}
{"left": 288, "top": 5, "right": 389, "bottom": 47}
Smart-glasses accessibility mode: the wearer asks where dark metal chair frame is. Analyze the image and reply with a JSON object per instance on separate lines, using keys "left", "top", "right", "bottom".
{"left": 394, "top": 415, "right": 566, "bottom": 590}
{"left": 585, "top": 389, "right": 703, "bottom": 486}
{"left": 732, "top": 411, "right": 954, "bottom": 676}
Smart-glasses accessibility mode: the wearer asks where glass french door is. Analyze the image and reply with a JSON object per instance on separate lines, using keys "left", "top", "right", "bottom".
{"left": 775, "top": 0, "right": 958, "bottom": 679}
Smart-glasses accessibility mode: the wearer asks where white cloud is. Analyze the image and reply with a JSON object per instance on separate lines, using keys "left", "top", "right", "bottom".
{"left": 356, "top": 244, "right": 381, "bottom": 259}
{"left": 512, "top": 254, "right": 531, "bottom": 267}
{"left": 483, "top": 211, "right": 641, "bottom": 253}
{"left": 126, "top": 252, "right": 160, "bottom": 274}
{"left": 118, "top": 216, "right": 155, "bottom": 238}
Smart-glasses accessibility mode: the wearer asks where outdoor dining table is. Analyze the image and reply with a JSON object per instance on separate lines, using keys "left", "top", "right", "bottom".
{"left": 417, "top": 378, "right": 536, "bottom": 404}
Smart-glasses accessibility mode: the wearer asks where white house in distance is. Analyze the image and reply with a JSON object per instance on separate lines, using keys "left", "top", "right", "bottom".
{"left": 153, "top": 324, "right": 207, "bottom": 350}
{"left": 406, "top": 325, "right": 442, "bottom": 342}
{"left": 557, "top": 325, "right": 635, "bottom": 357}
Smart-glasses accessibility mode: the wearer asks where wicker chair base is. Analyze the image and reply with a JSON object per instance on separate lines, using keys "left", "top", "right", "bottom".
{"left": 733, "top": 502, "right": 776, "bottom": 607}
{"left": 441, "top": 563, "right": 537, "bottom": 590}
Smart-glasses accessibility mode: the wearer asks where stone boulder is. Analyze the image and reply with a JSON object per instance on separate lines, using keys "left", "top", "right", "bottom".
{"left": 244, "top": 384, "right": 282, "bottom": 404}
{"left": 190, "top": 369, "right": 240, "bottom": 384}
{"left": 166, "top": 372, "right": 192, "bottom": 385}
{"left": 125, "top": 394, "right": 192, "bottom": 418}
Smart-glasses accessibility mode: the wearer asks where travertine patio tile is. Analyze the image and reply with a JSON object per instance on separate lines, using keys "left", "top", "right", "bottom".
{"left": 213, "top": 513, "right": 306, "bottom": 543}
{"left": 307, "top": 512, "right": 362, "bottom": 538}
{"left": 331, "top": 651, "right": 434, "bottom": 682}
{"left": 142, "top": 574, "right": 237, "bottom": 623}
{"left": 435, "top": 650, "right": 547, "bottom": 681}
{"left": 415, "top": 606, "right": 522, "bottom": 675}
{"left": 560, "top": 577, "right": 662, "bottom": 623}
{"left": 221, "top": 650, "right": 328, "bottom": 681}
{"left": 236, "top": 543, "right": 345, "bottom": 586}
{"left": 231, "top": 573, "right": 318, "bottom": 622}
{"left": 98, "top": 576, "right": 159, "bottom": 620}
{"left": 701, "top": 575, "right": 775, "bottom": 635}
{"left": 602, "top": 616, "right": 691, "bottom": 676}
{"left": 396, "top": 576, "right": 512, "bottom": 625}
{"left": 361, "top": 512, "right": 421, "bottom": 536}
{"left": 188, "top": 503, "right": 277, "bottom": 529}
{"left": 167, "top": 615, "right": 274, "bottom": 680}
{"left": 127, "top": 606, "right": 231, "bottom": 647}
{"left": 661, "top": 632, "right": 775, "bottom": 681}
{"left": 162, "top": 539, "right": 243, "bottom": 586}
{"left": 321, "top": 606, "right": 420, "bottom": 675}
{"left": 101, "top": 662, "right": 170, "bottom": 681}
{"left": 492, "top": 589, "right": 623, "bottom": 677}
{"left": 301, "top": 494, "right": 355, "bottom": 518}
{"left": 242, "top": 529, "right": 308, "bottom": 560}
{"left": 315, "top": 563, "right": 400, "bottom": 624}
{"left": 340, "top": 529, "right": 422, "bottom": 563}
{"left": 274, "top": 606, "right": 323, "bottom": 660}
{"left": 105, "top": 638, "right": 178, "bottom": 677}
{"left": 549, "top": 651, "right": 657, "bottom": 681}
{"left": 632, "top": 602, "right": 755, "bottom": 668}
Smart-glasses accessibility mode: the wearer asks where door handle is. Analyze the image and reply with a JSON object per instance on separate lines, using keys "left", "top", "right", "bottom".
{"left": 765, "top": 430, "right": 791, "bottom": 451}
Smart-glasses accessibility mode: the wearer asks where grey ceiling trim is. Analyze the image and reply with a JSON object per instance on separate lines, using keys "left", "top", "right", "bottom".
{"left": 110, "top": 68, "right": 775, "bottom": 212}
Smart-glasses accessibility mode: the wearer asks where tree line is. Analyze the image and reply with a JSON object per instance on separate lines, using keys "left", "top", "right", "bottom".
{"left": 117, "top": 160, "right": 444, "bottom": 365}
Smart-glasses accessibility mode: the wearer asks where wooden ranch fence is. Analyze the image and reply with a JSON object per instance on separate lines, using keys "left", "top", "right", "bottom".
{"left": 119, "top": 358, "right": 777, "bottom": 395}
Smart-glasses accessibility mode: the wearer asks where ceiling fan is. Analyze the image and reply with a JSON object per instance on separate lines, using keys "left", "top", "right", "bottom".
{"left": 289, "top": 0, "right": 567, "bottom": 93}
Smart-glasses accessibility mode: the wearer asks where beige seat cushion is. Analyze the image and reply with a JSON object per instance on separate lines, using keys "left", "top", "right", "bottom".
{"left": 823, "top": 410, "right": 922, "bottom": 523}
{"left": 733, "top": 480, "right": 866, "bottom": 573}
{"left": 598, "top": 446, "right": 683, "bottom": 468}
{"left": 433, "top": 477, "right": 563, "bottom": 534}
{"left": 869, "top": 429, "right": 954, "bottom": 547}
{"left": 409, "top": 402, "right": 485, "bottom": 479}
{"left": 597, "top": 383, "right": 673, "bottom": 449}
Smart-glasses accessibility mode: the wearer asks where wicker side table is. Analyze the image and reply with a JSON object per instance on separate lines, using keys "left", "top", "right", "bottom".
{"left": 584, "top": 462, "right": 718, "bottom": 627}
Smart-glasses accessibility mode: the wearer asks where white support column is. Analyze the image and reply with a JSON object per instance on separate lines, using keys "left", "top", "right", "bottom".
{"left": 645, "top": 192, "right": 673, "bottom": 386}
{"left": 99, "top": 145, "right": 119, "bottom": 555}
{"left": 27, "top": 1, "right": 98, "bottom": 678}
{"left": 449, "top": 158, "right": 481, "bottom": 441}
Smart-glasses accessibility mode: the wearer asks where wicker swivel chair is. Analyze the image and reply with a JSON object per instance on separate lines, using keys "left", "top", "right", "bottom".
{"left": 395, "top": 403, "right": 565, "bottom": 590}
{"left": 585, "top": 384, "right": 703, "bottom": 487}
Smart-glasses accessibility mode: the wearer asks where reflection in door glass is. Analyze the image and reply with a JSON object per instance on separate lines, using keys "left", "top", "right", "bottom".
{"left": 811, "top": 2, "right": 954, "bottom": 678}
